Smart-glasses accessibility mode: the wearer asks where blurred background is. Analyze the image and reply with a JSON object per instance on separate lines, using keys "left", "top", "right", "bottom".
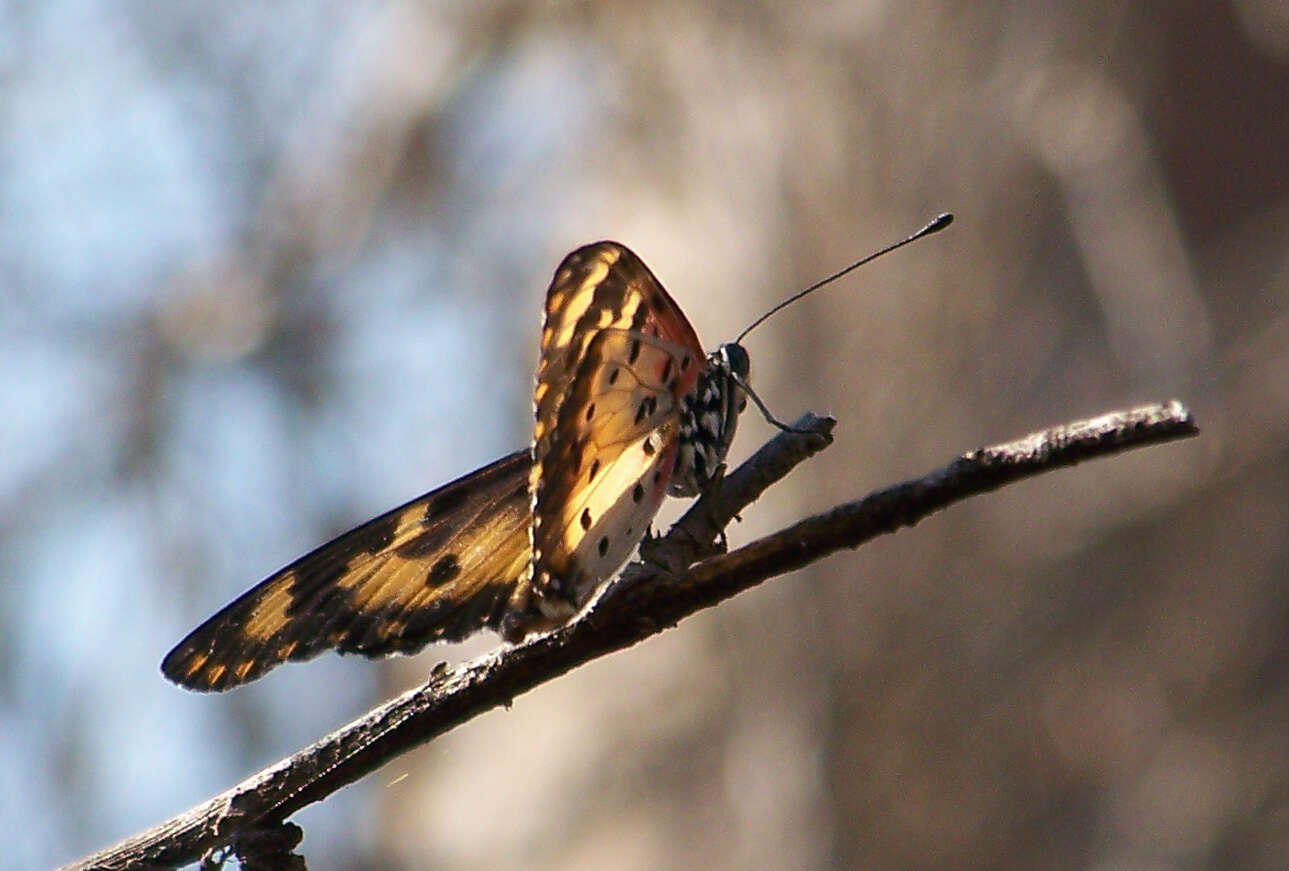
{"left": 3, "top": 0, "right": 1286, "bottom": 868}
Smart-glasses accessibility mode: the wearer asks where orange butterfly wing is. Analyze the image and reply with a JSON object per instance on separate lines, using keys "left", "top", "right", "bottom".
{"left": 162, "top": 451, "right": 531, "bottom": 691}
{"left": 526, "top": 242, "right": 706, "bottom": 623}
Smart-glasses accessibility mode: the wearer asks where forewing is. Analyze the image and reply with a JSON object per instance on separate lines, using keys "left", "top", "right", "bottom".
{"left": 162, "top": 450, "right": 531, "bottom": 691}
{"left": 528, "top": 242, "right": 707, "bottom": 614}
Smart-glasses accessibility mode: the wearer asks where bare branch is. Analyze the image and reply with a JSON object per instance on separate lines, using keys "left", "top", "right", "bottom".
{"left": 61, "top": 401, "right": 1196, "bottom": 871}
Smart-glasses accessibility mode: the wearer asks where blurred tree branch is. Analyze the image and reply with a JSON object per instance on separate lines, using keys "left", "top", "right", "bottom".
{"left": 62, "top": 401, "right": 1197, "bottom": 871}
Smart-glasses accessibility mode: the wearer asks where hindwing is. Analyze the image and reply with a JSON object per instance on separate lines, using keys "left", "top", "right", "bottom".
{"left": 528, "top": 242, "right": 707, "bottom": 618}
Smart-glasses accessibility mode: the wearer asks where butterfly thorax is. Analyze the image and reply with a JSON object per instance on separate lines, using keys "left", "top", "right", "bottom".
{"left": 671, "top": 343, "right": 749, "bottom": 497}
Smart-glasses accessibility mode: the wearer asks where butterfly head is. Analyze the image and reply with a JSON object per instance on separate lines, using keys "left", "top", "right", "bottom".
{"left": 671, "top": 342, "right": 750, "bottom": 497}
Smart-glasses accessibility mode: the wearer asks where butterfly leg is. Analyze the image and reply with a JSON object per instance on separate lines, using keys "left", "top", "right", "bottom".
{"left": 730, "top": 371, "right": 815, "bottom": 435}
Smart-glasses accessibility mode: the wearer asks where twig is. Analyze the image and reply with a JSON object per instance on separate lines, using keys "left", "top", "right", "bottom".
{"left": 60, "top": 401, "right": 1197, "bottom": 871}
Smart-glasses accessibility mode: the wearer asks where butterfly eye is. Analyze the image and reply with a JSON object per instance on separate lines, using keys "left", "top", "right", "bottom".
{"left": 722, "top": 342, "right": 751, "bottom": 380}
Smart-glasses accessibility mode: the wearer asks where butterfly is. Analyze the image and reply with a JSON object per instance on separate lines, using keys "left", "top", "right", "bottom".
{"left": 162, "top": 215, "right": 950, "bottom": 691}
{"left": 162, "top": 242, "right": 751, "bottom": 691}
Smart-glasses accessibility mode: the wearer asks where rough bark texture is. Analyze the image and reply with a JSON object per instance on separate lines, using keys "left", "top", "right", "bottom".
{"left": 62, "top": 402, "right": 1197, "bottom": 871}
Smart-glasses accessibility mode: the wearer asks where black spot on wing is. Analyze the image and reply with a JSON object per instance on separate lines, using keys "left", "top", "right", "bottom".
{"left": 643, "top": 396, "right": 658, "bottom": 421}
{"left": 395, "top": 524, "right": 454, "bottom": 559}
{"left": 427, "top": 554, "right": 461, "bottom": 587}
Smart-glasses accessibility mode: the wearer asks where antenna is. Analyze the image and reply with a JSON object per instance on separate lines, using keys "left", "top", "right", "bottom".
{"left": 735, "top": 212, "right": 953, "bottom": 344}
